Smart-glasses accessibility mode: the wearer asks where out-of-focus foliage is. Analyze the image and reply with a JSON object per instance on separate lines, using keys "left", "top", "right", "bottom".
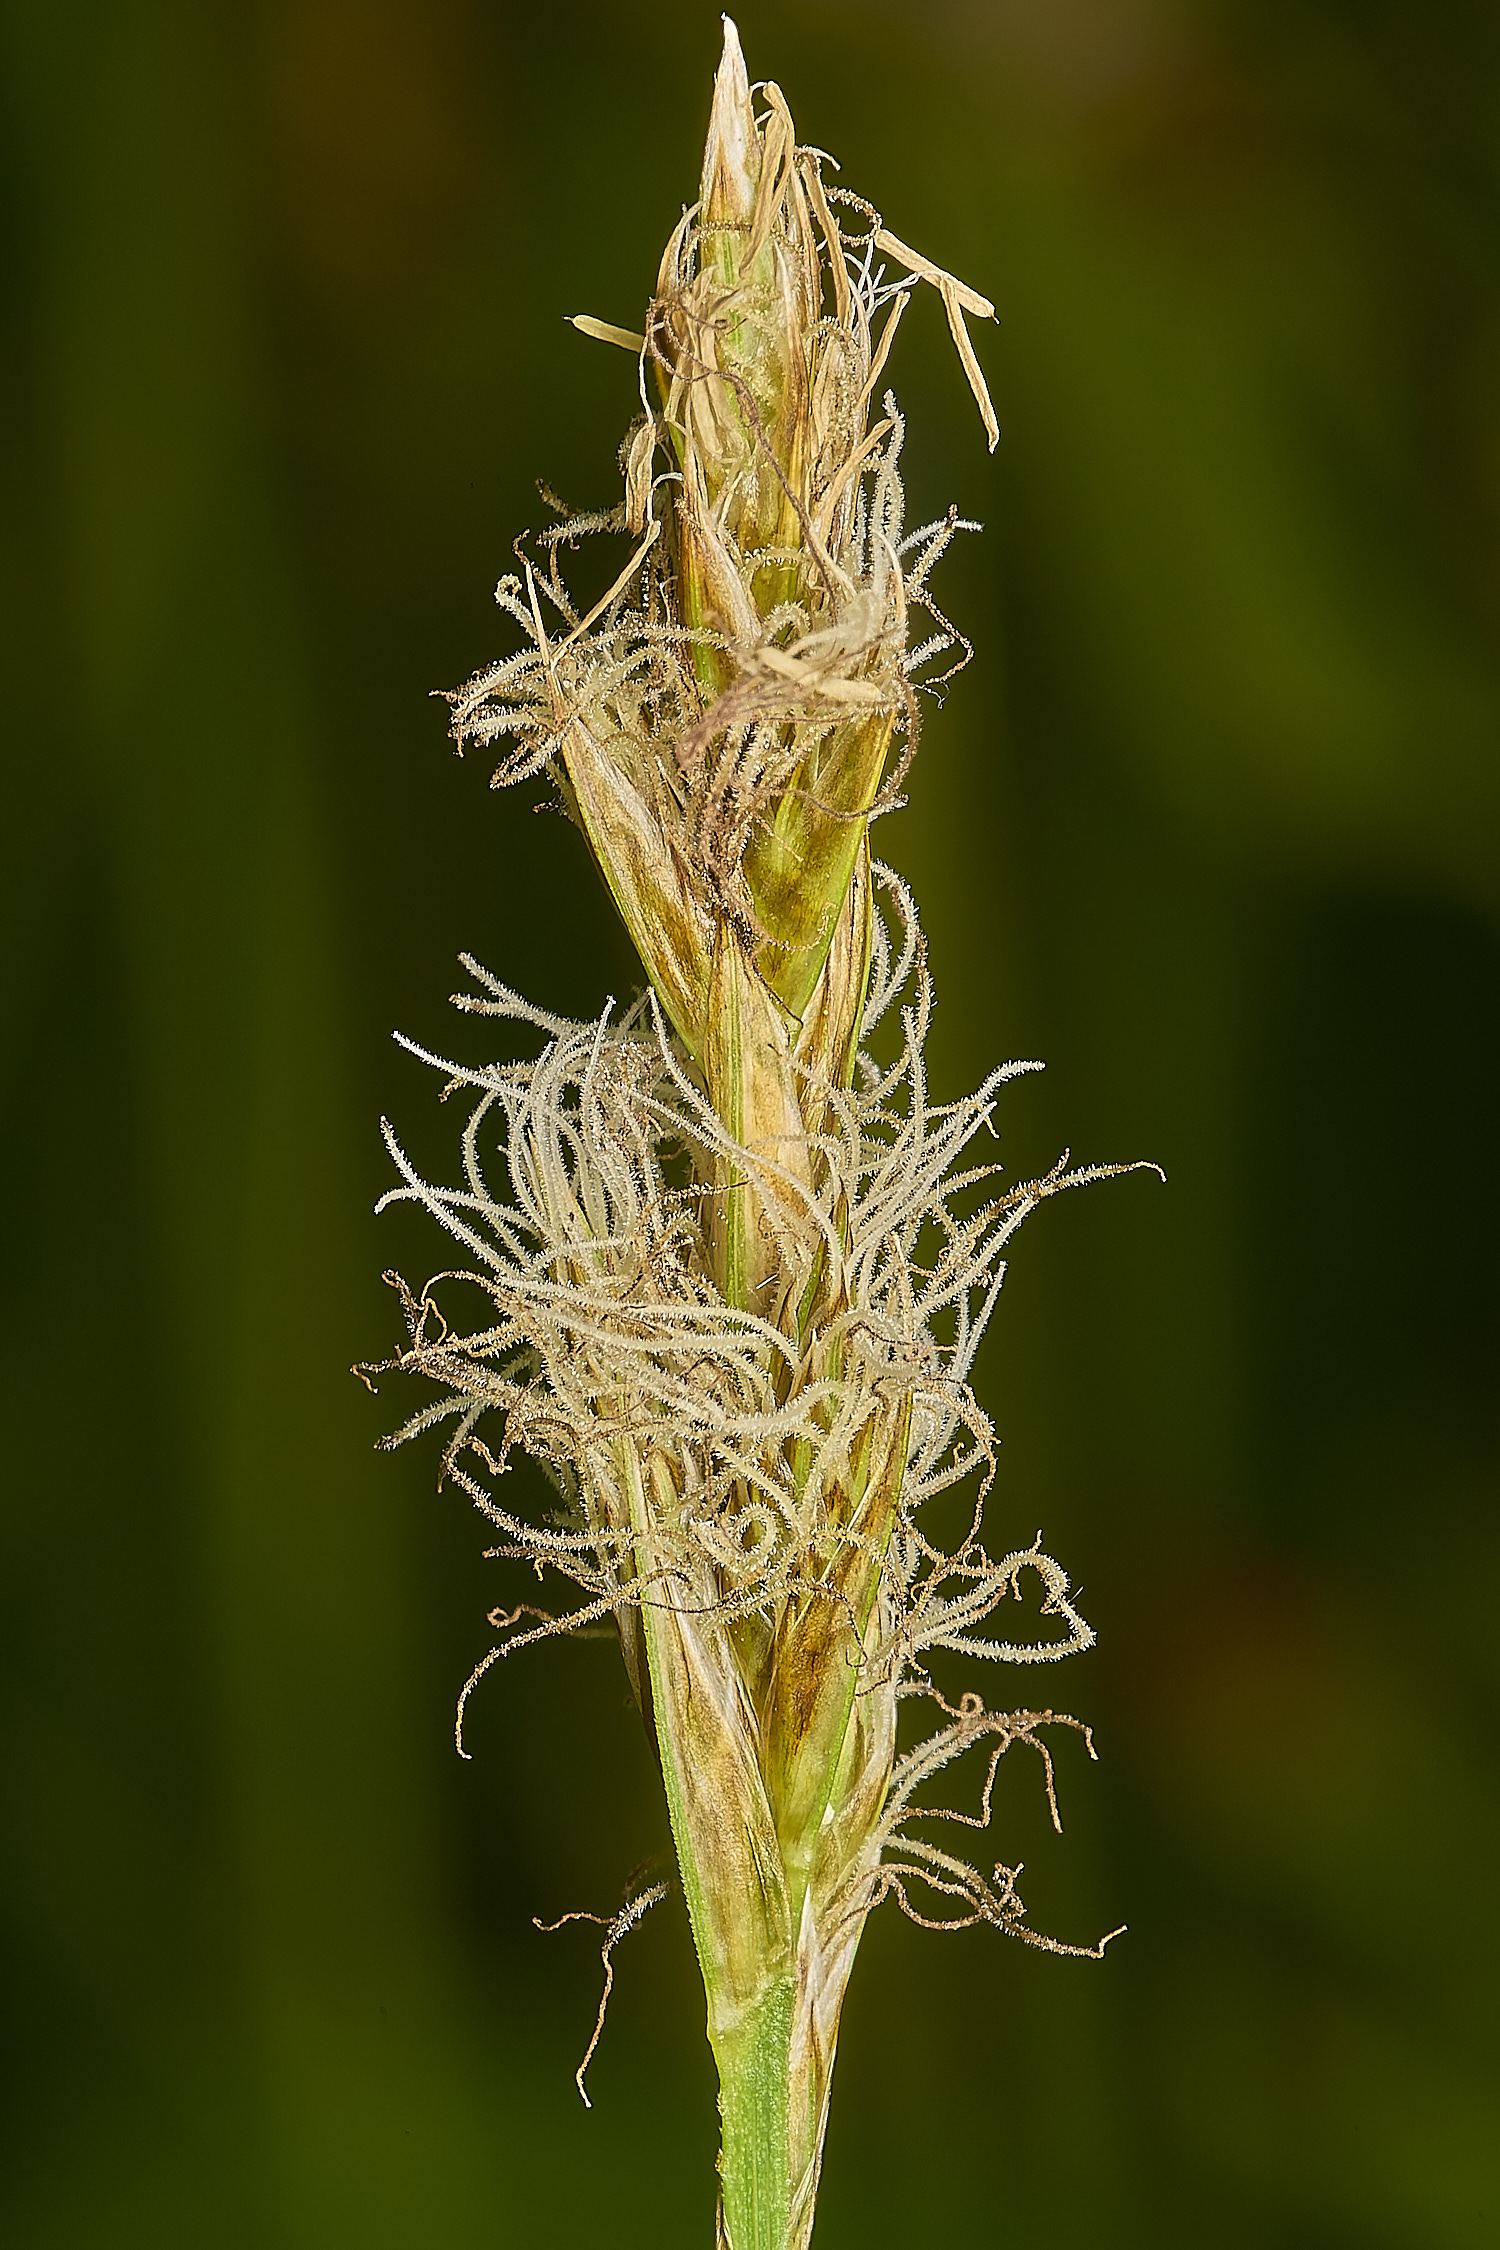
{"left": 2, "top": 2, "right": 1496, "bottom": 2245}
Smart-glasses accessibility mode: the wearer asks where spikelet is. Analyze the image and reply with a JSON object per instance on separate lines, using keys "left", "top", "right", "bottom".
{"left": 368, "top": 23, "right": 1148, "bottom": 2250}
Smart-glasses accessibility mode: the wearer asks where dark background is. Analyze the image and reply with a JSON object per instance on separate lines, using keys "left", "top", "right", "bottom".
{"left": 4, "top": 1, "right": 1498, "bottom": 2243}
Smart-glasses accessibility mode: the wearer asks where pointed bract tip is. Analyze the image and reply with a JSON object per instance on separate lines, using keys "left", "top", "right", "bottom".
{"left": 703, "top": 14, "right": 758, "bottom": 227}
{"left": 715, "top": 15, "right": 748, "bottom": 110}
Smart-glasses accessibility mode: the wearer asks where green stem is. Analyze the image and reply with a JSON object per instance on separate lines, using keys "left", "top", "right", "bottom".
{"left": 620, "top": 1440, "right": 803, "bottom": 2246}
{"left": 715, "top": 1983, "right": 795, "bottom": 2250}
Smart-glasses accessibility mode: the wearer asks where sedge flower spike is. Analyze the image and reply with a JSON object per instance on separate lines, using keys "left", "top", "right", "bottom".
{"left": 363, "top": 22, "right": 1151, "bottom": 2248}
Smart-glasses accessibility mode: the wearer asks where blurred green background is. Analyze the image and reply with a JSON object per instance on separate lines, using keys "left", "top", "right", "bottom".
{"left": 4, "top": 0, "right": 1498, "bottom": 2243}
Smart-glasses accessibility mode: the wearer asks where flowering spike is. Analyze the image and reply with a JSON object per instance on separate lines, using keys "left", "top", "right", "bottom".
{"left": 378, "top": 27, "right": 1151, "bottom": 2250}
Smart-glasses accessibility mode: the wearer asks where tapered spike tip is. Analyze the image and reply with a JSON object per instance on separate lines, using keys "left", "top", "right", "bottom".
{"left": 703, "top": 15, "right": 758, "bottom": 227}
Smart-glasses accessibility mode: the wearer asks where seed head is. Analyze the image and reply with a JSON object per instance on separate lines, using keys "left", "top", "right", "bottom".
{"left": 372, "top": 24, "right": 1145, "bottom": 2244}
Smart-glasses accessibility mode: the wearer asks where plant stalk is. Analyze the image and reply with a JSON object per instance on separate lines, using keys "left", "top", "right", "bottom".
{"left": 715, "top": 1982, "right": 796, "bottom": 2250}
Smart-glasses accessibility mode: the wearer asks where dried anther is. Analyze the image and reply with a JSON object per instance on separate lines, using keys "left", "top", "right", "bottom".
{"left": 534, "top": 1882, "right": 669, "bottom": 2108}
